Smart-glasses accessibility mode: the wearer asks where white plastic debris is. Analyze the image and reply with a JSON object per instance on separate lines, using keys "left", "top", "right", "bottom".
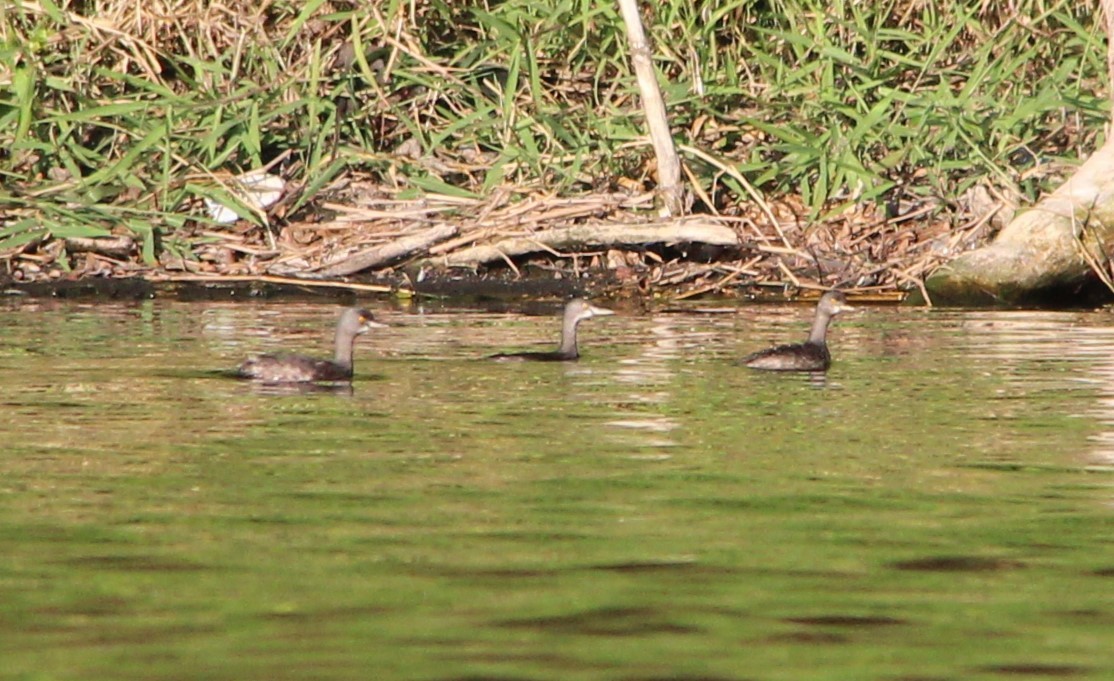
{"left": 204, "top": 171, "right": 286, "bottom": 224}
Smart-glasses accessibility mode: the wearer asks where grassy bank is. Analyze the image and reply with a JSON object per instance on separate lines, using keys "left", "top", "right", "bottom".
{"left": 0, "top": 0, "right": 1107, "bottom": 293}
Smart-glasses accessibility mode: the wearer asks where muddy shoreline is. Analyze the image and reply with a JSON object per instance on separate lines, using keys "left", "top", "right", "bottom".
{"left": 10, "top": 271, "right": 1112, "bottom": 309}
{"left": 1, "top": 269, "right": 624, "bottom": 304}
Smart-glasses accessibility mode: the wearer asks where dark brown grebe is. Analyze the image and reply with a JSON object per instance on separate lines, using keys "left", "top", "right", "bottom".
{"left": 237, "top": 308, "right": 386, "bottom": 383}
{"left": 741, "top": 291, "right": 853, "bottom": 372}
{"left": 490, "top": 298, "right": 614, "bottom": 362}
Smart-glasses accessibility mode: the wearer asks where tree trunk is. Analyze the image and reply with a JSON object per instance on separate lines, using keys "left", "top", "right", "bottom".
{"left": 925, "top": 0, "right": 1114, "bottom": 305}
{"left": 925, "top": 138, "right": 1114, "bottom": 304}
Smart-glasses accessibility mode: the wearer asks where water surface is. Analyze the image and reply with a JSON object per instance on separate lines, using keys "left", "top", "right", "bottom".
{"left": 0, "top": 297, "right": 1111, "bottom": 680}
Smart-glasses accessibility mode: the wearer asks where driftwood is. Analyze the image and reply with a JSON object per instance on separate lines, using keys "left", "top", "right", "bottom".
{"left": 429, "top": 220, "right": 739, "bottom": 268}
{"left": 306, "top": 224, "right": 458, "bottom": 277}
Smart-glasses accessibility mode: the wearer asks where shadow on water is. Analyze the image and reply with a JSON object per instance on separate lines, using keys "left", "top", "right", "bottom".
{"left": 891, "top": 555, "right": 1027, "bottom": 572}
{"left": 782, "top": 614, "right": 907, "bottom": 627}
{"left": 55, "top": 554, "right": 216, "bottom": 572}
{"left": 497, "top": 606, "right": 702, "bottom": 636}
{"left": 975, "top": 663, "right": 1091, "bottom": 677}
{"left": 155, "top": 368, "right": 401, "bottom": 395}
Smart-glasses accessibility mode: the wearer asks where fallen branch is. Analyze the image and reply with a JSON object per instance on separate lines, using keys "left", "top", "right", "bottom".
{"left": 304, "top": 224, "right": 458, "bottom": 277}
{"left": 431, "top": 219, "right": 739, "bottom": 268}
{"left": 65, "top": 236, "right": 135, "bottom": 259}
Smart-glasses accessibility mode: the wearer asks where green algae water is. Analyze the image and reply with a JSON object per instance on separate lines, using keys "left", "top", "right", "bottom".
{"left": 0, "top": 298, "right": 1111, "bottom": 681}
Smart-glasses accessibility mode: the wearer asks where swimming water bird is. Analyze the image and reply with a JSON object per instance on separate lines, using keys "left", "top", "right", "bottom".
{"left": 741, "top": 291, "right": 853, "bottom": 372}
{"left": 236, "top": 307, "right": 386, "bottom": 382}
{"left": 490, "top": 298, "right": 615, "bottom": 362}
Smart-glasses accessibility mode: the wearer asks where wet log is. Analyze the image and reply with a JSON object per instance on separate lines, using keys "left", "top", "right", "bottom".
{"left": 430, "top": 220, "right": 739, "bottom": 268}
{"left": 925, "top": 135, "right": 1114, "bottom": 305}
{"left": 312, "top": 224, "right": 458, "bottom": 277}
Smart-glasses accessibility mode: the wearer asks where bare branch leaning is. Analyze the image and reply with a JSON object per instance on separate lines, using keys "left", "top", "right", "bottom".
{"left": 433, "top": 220, "right": 738, "bottom": 268}
{"left": 616, "top": 0, "right": 685, "bottom": 217}
{"left": 309, "top": 224, "right": 459, "bottom": 277}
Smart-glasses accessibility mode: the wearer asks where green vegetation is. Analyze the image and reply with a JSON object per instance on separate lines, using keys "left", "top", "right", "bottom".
{"left": 0, "top": 0, "right": 1107, "bottom": 261}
